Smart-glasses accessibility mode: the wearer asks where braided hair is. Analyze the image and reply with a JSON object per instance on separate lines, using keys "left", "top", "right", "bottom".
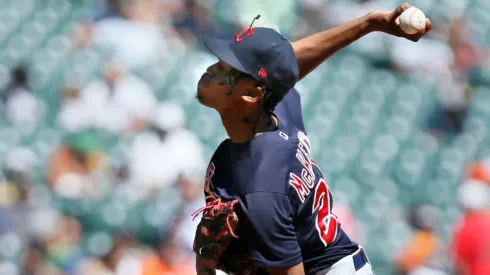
{"left": 225, "top": 68, "right": 278, "bottom": 115}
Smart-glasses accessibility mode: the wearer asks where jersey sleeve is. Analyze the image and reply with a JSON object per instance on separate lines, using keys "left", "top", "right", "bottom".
{"left": 241, "top": 191, "right": 303, "bottom": 269}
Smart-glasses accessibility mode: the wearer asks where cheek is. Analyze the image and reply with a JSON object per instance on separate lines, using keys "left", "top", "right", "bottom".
{"left": 198, "top": 83, "right": 228, "bottom": 107}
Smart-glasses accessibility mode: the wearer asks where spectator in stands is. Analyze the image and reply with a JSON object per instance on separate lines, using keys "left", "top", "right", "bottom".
{"left": 426, "top": 19, "right": 481, "bottom": 141}
{"left": 172, "top": 0, "right": 217, "bottom": 44}
{"left": 73, "top": 0, "right": 169, "bottom": 68}
{"left": 127, "top": 101, "right": 205, "bottom": 196}
{"left": 172, "top": 171, "right": 205, "bottom": 253}
{"left": 0, "top": 170, "right": 33, "bottom": 238}
{"left": 100, "top": 233, "right": 137, "bottom": 273}
{"left": 93, "top": 0, "right": 124, "bottom": 21}
{"left": 466, "top": 156, "right": 490, "bottom": 186}
{"left": 451, "top": 179, "right": 490, "bottom": 275}
{"left": 21, "top": 241, "right": 48, "bottom": 275}
{"left": 47, "top": 131, "right": 111, "bottom": 199}
{"left": 3, "top": 67, "right": 43, "bottom": 131}
{"left": 44, "top": 216, "right": 84, "bottom": 274}
{"left": 157, "top": 237, "right": 195, "bottom": 275}
{"left": 389, "top": 17, "right": 453, "bottom": 75}
{"left": 58, "top": 63, "right": 158, "bottom": 134}
{"left": 395, "top": 204, "right": 440, "bottom": 275}
{"left": 324, "top": 0, "right": 392, "bottom": 27}
{"left": 5, "top": 146, "right": 39, "bottom": 185}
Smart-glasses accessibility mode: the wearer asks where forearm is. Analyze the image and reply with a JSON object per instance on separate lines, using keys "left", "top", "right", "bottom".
{"left": 196, "top": 255, "right": 217, "bottom": 275}
{"left": 196, "top": 267, "right": 216, "bottom": 275}
{"left": 292, "top": 13, "right": 374, "bottom": 80}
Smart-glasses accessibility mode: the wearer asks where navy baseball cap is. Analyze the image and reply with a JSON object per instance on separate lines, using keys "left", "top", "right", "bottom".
{"left": 202, "top": 21, "right": 299, "bottom": 109}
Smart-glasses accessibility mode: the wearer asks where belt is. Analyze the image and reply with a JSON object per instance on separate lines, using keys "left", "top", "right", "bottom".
{"left": 352, "top": 248, "right": 369, "bottom": 271}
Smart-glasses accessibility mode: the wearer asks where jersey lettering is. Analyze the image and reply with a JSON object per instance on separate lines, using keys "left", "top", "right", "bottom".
{"left": 312, "top": 178, "right": 338, "bottom": 246}
{"left": 289, "top": 172, "right": 309, "bottom": 203}
{"left": 295, "top": 132, "right": 315, "bottom": 182}
{"left": 291, "top": 132, "right": 338, "bottom": 247}
{"left": 301, "top": 168, "right": 314, "bottom": 188}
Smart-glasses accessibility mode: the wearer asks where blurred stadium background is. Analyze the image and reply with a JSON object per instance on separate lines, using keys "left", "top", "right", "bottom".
{"left": 0, "top": 0, "right": 489, "bottom": 274}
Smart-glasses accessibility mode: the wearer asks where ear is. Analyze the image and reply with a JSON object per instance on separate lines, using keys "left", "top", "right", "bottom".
{"left": 241, "top": 86, "right": 264, "bottom": 104}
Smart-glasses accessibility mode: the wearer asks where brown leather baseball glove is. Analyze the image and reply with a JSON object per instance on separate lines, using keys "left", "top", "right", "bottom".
{"left": 192, "top": 195, "right": 259, "bottom": 275}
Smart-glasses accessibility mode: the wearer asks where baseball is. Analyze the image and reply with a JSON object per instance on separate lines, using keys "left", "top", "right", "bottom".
{"left": 399, "top": 7, "right": 426, "bottom": 35}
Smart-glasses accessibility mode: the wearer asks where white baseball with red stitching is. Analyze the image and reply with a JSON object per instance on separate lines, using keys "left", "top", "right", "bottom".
{"left": 399, "top": 7, "right": 426, "bottom": 35}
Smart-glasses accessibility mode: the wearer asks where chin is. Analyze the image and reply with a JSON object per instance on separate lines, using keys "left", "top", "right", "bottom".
{"left": 196, "top": 88, "right": 205, "bottom": 103}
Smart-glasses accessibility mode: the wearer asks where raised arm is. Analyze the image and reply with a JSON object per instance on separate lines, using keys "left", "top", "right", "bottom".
{"left": 292, "top": 3, "right": 432, "bottom": 80}
{"left": 196, "top": 255, "right": 217, "bottom": 275}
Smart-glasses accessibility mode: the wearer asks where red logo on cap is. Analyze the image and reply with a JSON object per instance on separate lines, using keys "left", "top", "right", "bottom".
{"left": 258, "top": 68, "right": 267, "bottom": 78}
{"left": 235, "top": 28, "right": 255, "bottom": 42}
{"left": 246, "top": 28, "right": 254, "bottom": 36}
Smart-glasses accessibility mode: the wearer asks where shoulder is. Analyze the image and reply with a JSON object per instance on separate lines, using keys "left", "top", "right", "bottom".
{"left": 275, "top": 88, "right": 305, "bottom": 132}
{"left": 210, "top": 139, "right": 230, "bottom": 160}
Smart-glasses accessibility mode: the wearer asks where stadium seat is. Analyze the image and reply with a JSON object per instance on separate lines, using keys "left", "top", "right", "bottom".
{"left": 367, "top": 69, "right": 398, "bottom": 94}
{"left": 314, "top": 101, "right": 340, "bottom": 125}
{"left": 45, "top": 0, "right": 72, "bottom": 21}
{"left": 410, "top": 131, "right": 440, "bottom": 156}
{"left": 332, "top": 135, "right": 361, "bottom": 161}
{"left": 187, "top": 107, "right": 223, "bottom": 144}
{"left": 372, "top": 134, "right": 400, "bottom": 161}
{"left": 464, "top": 116, "right": 487, "bottom": 143}
{"left": 451, "top": 133, "right": 479, "bottom": 161}
{"left": 436, "top": 148, "right": 466, "bottom": 185}
{"left": 10, "top": 0, "right": 35, "bottom": 17}
{"left": 371, "top": 177, "right": 400, "bottom": 201}
{"left": 470, "top": 86, "right": 490, "bottom": 118}
{"left": 330, "top": 176, "right": 361, "bottom": 207}
{"left": 383, "top": 116, "right": 412, "bottom": 143}
{"left": 355, "top": 149, "right": 387, "bottom": 184}
{"left": 44, "top": 35, "right": 72, "bottom": 58}
{"left": 0, "top": 10, "right": 22, "bottom": 45}
{"left": 332, "top": 54, "right": 368, "bottom": 90}
{"left": 363, "top": 191, "right": 393, "bottom": 225}
{"left": 425, "top": 178, "right": 454, "bottom": 207}
{"left": 386, "top": 221, "right": 413, "bottom": 256}
{"left": 342, "top": 116, "right": 372, "bottom": 140}
{"left": 389, "top": 100, "right": 418, "bottom": 123}
{"left": 0, "top": 127, "right": 21, "bottom": 151}
{"left": 321, "top": 84, "right": 350, "bottom": 109}
{"left": 318, "top": 148, "right": 349, "bottom": 177}
{"left": 359, "top": 85, "right": 386, "bottom": 107}
{"left": 0, "top": 65, "right": 10, "bottom": 91}
{"left": 395, "top": 148, "right": 426, "bottom": 187}
{"left": 32, "top": 10, "right": 59, "bottom": 33}
{"left": 305, "top": 116, "right": 336, "bottom": 143}
{"left": 83, "top": 231, "right": 113, "bottom": 257}
{"left": 351, "top": 101, "right": 378, "bottom": 124}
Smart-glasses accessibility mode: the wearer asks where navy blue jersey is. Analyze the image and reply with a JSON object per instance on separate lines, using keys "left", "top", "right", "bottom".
{"left": 202, "top": 88, "right": 359, "bottom": 275}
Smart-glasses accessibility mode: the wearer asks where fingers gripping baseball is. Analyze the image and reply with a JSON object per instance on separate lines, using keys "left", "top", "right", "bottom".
{"left": 394, "top": 3, "right": 432, "bottom": 41}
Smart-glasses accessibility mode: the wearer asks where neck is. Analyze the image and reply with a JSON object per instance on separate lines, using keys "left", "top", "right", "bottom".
{"left": 220, "top": 109, "right": 277, "bottom": 143}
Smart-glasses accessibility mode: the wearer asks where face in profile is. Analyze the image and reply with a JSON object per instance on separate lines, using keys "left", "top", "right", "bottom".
{"left": 196, "top": 60, "right": 260, "bottom": 113}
